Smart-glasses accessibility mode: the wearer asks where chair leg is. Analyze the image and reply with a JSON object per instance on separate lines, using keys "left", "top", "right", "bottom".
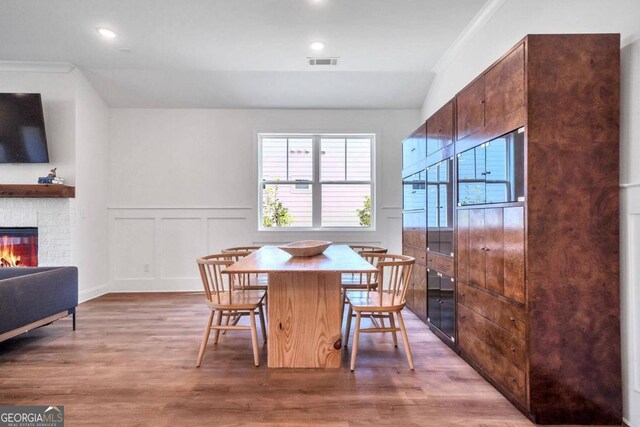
{"left": 379, "top": 312, "right": 385, "bottom": 328}
{"left": 196, "top": 310, "right": 215, "bottom": 367}
{"left": 249, "top": 310, "right": 260, "bottom": 367}
{"left": 396, "top": 310, "right": 414, "bottom": 370}
{"left": 213, "top": 310, "right": 223, "bottom": 344}
{"left": 388, "top": 312, "right": 398, "bottom": 348}
{"left": 258, "top": 304, "right": 267, "bottom": 343}
{"left": 350, "top": 311, "right": 362, "bottom": 372}
{"left": 344, "top": 305, "right": 354, "bottom": 347}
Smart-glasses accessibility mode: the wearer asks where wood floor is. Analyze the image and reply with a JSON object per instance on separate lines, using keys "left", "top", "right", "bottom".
{"left": 0, "top": 293, "right": 540, "bottom": 426}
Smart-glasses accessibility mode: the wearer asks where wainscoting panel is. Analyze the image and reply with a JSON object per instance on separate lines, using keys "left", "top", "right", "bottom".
{"left": 160, "top": 217, "right": 202, "bottom": 280}
{"left": 108, "top": 206, "right": 401, "bottom": 292}
{"left": 111, "top": 217, "right": 155, "bottom": 281}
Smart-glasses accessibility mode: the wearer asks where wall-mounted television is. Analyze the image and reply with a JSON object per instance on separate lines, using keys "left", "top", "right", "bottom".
{"left": 0, "top": 93, "right": 49, "bottom": 163}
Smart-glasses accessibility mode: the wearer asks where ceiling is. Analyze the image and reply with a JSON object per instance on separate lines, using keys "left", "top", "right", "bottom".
{"left": 0, "top": 0, "right": 487, "bottom": 109}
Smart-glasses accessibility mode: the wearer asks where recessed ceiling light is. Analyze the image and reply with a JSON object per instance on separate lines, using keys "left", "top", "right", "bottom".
{"left": 97, "top": 28, "right": 117, "bottom": 39}
{"left": 310, "top": 41, "right": 325, "bottom": 51}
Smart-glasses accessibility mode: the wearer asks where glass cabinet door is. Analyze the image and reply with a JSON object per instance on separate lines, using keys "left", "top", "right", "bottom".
{"left": 427, "top": 269, "right": 441, "bottom": 329}
{"left": 439, "top": 275, "right": 455, "bottom": 339}
{"left": 402, "top": 170, "right": 426, "bottom": 211}
{"left": 426, "top": 166, "right": 440, "bottom": 252}
{"left": 438, "top": 158, "right": 454, "bottom": 255}
{"left": 457, "top": 145, "right": 486, "bottom": 206}
{"left": 457, "top": 128, "right": 525, "bottom": 206}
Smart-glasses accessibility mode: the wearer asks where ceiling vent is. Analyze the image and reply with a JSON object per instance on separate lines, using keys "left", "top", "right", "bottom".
{"left": 308, "top": 57, "right": 339, "bottom": 66}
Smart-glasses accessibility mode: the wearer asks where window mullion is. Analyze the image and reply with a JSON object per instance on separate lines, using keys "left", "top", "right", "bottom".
{"left": 312, "top": 136, "right": 322, "bottom": 228}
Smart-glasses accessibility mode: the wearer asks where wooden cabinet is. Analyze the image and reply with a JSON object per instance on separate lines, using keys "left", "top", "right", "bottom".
{"left": 457, "top": 207, "right": 525, "bottom": 303}
{"left": 403, "top": 35, "right": 621, "bottom": 424}
{"left": 484, "top": 43, "right": 525, "bottom": 126}
{"left": 427, "top": 101, "right": 454, "bottom": 155}
{"left": 456, "top": 43, "right": 525, "bottom": 142}
{"left": 412, "top": 264, "right": 427, "bottom": 322}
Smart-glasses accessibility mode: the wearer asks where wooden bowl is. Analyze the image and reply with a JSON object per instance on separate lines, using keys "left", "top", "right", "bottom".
{"left": 278, "top": 240, "right": 332, "bottom": 257}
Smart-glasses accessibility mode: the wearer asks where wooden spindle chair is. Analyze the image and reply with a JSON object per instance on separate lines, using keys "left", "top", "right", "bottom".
{"left": 344, "top": 253, "right": 415, "bottom": 371}
{"left": 196, "top": 254, "right": 267, "bottom": 367}
{"left": 341, "top": 246, "right": 388, "bottom": 326}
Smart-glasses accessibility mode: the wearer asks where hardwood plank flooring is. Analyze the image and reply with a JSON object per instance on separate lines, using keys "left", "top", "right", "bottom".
{"left": 0, "top": 293, "right": 546, "bottom": 426}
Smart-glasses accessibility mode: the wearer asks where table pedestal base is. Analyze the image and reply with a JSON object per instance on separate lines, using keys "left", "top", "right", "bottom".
{"left": 267, "top": 272, "right": 342, "bottom": 368}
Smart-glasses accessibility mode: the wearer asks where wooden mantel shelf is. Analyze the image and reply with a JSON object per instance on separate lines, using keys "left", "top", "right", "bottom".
{"left": 0, "top": 184, "right": 76, "bottom": 198}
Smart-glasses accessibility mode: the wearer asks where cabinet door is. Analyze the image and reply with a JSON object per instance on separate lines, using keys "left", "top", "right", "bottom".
{"left": 468, "top": 209, "right": 486, "bottom": 289}
{"left": 403, "top": 171, "right": 426, "bottom": 211}
{"left": 427, "top": 101, "right": 454, "bottom": 154}
{"left": 485, "top": 44, "right": 525, "bottom": 126}
{"left": 405, "top": 261, "right": 415, "bottom": 310}
{"left": 485, "top": 208, "right": 505, "bottom": 295}
{"left": 439, "top": 274, "right": 455, "bottom": 339}
{"left": 402, "top": 123, "right": 427, "bottom": 169}
{"left": 457, "top": 145, "right": 487, "bottom": 206}
{"left": 439, "top": 158, "right": 455, "bottom": 255}
{"left": 503, "top": 207, "right": 525, "bottom": 303}
{"left": 412, "top": 264, "right": 428, "bottom": 321}
{"left": 456, "top": 77, "right": 485, "bottom": 140}
{"left": 427, "top": 268, "right": 441, "bottom": 328}
{"left": 457, "top": 210, "right": 470, "bottom": 284}
{"left": 403, "top": 211, "right": 426, "bottom": 249}
{"left": 426, "top": 166, "right": 440, "bottom": 253}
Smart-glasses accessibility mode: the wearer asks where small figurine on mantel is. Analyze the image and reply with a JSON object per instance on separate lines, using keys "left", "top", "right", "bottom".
{"left": 37, "top": 167, "right": 64, "bottom": 185}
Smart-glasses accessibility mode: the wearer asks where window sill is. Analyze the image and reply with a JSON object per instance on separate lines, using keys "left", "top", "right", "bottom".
{"left": 257, "top": 227, "right": 376, "bottom": 233}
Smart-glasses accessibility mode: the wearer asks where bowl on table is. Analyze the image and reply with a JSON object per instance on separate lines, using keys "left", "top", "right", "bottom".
{"left": 278, "top": 240, "right": 332, "bottom": 257}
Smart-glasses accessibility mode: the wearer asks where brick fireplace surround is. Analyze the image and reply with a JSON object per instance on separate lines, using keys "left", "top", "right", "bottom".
{"left": 0, "top": 198, "right": 71, "bottom": 266}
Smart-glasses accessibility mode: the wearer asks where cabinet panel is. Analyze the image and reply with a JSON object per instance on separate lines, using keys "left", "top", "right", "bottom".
{"left": 458, "top": 282, "right": 526, "bottom": 339}
{"left": 412, "top": 264, "right": 427, "bottom": 321}
{"left": 468, "top": 209, "right": 486, "bottom": 288}
{"left": 485, "top": 44, "right": 525, "bottom": 126}
{"left": 403, "top": 171, "right": 426, "bottom": 211}
{"left": 503, "top": 207, "right": 525, "bottom": 303}
{"left": 456, "top": 77, "right": 485, "bottom": 140}
{"left": 485, "top": 208, "right": 504, "bottom": 295}
{"left": 458, "top": 305, "right": 527, "bottom": 403}
{"left": 457, "top": 209, "right": 470, "bottom": 285}
{"left": 427, "top": 101, "right": 454, "bottom": 154}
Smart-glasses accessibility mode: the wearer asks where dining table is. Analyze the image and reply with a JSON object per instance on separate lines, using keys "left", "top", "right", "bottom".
{"left": 224, "top": 244, "right": 377, "bottom": 368}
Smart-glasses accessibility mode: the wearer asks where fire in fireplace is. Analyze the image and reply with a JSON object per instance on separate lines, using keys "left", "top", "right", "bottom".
{"left": 0, "top": 227, "right": 38, "bottom": 267}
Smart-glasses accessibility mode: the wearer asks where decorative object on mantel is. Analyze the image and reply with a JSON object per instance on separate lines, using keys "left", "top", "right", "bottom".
{"left": 0, "top": 184, "right": 75, "bottom": 198}
{"left": 278, "top": 240, "right": 332, "bottom": 257}
{"left": 37, "top": 167, "right": 64, "bottom": 185}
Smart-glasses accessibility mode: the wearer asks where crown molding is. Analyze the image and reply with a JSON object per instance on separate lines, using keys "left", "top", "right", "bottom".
{"left": 431, "top": 0, "right": 506, "bottom": 74}
{"left": 0, "top": 61, "right": 76, "bottom": 73}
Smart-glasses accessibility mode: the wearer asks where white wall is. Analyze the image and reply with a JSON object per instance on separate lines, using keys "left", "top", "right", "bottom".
{"left": 72, "top": 69, "right": 110, "bottom": 301}
{"left": 0, "top": 70, "right": 76, "bottom": 184}
{"left": 0, "top": 67, "right": 110, "bottom": 303}
{"left": 418, "top": 1, "right": 640, "bottom": 424}
{"left": 108, "top": 108, "right": 419, "bottom": 291}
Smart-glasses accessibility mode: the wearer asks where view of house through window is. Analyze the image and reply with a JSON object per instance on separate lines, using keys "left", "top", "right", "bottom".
{"left": 259, "top": 134, "right": 374, "bottom": 229}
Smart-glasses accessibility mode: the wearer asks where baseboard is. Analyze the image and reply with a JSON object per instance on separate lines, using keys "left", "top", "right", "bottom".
{"left": 79, "top": 283, "right": 109, "bottom": 303}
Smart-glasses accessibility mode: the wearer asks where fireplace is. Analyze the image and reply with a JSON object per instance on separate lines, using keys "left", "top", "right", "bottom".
{"left": 0, "top": 227, "right": 38, "bottom": 267}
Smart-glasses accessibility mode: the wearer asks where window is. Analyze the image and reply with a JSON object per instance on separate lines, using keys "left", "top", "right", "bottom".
{"left": 259, "top": 134, "right": 374, "bottom": 229}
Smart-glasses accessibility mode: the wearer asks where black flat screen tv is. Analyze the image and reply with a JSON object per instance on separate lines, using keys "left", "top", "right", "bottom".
{"left": 0, "top": 93, "right": 49, "bottom": 163}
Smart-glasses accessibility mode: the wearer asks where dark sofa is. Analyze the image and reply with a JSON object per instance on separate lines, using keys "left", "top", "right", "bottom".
{"left": 0, "top": 267, "right": 78, "bottom": 342}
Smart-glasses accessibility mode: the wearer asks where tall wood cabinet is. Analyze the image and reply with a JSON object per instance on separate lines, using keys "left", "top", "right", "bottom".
{"left": 401, "top": 34, "right": 621, "bottom": 424}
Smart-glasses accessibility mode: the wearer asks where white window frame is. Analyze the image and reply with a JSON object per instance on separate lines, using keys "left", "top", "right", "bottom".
{"left": 258, "top": 133, "right": 376, "bottom": 231}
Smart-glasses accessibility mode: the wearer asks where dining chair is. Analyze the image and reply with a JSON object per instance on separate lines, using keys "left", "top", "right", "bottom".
{"left": 222, "top": 246, "right": 262, "bottom": 253}
{"left": 341, "top": 246, "right": 388, "bottom": 326}
{"left": 344, "top": 253, "right": 415, "bottom": 371}
{"left": 196, "top": 254, "right": 267, "bottom": 367}
{"left": 348, "top": 245, "right": 388, "bottom": 255}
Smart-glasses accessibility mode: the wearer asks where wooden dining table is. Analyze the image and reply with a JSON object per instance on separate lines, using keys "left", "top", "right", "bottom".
{"left": 224, "top": 244, "right": 377, "bottom": 368}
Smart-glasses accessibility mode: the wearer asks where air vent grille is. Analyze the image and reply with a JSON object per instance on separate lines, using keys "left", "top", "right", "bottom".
{"left": 308, "top": 57, "right": 339, "bottom": 66}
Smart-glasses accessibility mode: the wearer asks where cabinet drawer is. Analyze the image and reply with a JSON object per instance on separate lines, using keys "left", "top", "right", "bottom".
{"left": 458, "top": 282, "right": 526, "bottom": 339}
{"left": 459, "top": 327, "right": 527, "bottom": 404}
{"left": 458, "top": 304, "right": 526, "bottom": 370}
